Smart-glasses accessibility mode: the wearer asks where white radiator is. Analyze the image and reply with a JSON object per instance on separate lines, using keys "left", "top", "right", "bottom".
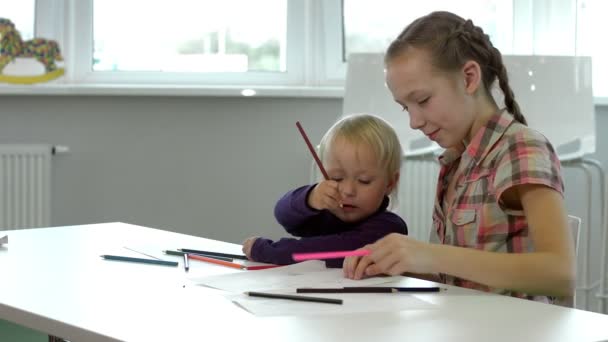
{"left": 396, "top": 157, "right": 440, "bottom": 242}
{"left": 0, "top": 144, "right": 52, "bottom": 230}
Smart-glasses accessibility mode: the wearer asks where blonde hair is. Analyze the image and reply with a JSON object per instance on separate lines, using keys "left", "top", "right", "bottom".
{"left": 318, "top": 114, "right": 402, "bottom": 203}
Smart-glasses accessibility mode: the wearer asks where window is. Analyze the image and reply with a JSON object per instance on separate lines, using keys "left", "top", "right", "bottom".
{"left": 93, "top": 0, "right": 287, "bottom": 73}
{"left": 69, "top": 0, "right": 304, "bottom": 86}
{"left": 339, "top": 0, "right": 607, "bottom": 99}
{"left": 343, "top": 0, "right": 512, "bottom": 59}
{"left": 1, "top": 0, "right": 606, "bottom": 101}
{"left": 0, "top": 0, "right": 35, "bottom": 40}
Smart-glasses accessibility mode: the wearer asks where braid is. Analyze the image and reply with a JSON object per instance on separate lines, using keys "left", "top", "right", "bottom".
{"left": 493, "top": 51, "right": 527, "bottom": 125}
{"left": 449, "top": 20, "right": 527, "bottom": 125}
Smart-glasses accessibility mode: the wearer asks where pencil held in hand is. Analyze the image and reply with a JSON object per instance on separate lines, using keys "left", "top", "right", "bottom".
{"left": 296, "top": 121, "right": 329, "bottom": 180}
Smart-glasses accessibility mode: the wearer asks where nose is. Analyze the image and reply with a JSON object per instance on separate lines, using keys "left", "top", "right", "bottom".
{"left": 408, "top": 109, "right": 425, "bottom": 130}
{"left": 340, "top": 179, "right": 356, "bottom": 197}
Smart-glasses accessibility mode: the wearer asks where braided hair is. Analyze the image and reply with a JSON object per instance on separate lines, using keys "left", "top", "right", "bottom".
{"left": 386, "top": 11, "right": 526, "bottom": 125}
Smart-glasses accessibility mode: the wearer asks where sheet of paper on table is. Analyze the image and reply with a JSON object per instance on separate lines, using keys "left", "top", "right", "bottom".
{"left": 190, "top": 260, "right": 438, "bottom": 316}
{"left": 190, "top": 260, "right": 402, "bottom": 292}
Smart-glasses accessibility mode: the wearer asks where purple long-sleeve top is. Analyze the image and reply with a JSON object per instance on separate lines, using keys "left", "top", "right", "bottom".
{"left": 250, "top": 184, "right": 408, "bottom": 268}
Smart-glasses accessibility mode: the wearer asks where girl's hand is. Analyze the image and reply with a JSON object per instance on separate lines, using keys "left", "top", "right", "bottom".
{"left": 343, "top": 245, "right": 374, "bottom": 280}
{"left": 343, "top": 233, "right": 435, "bottom": 279}
{"left": 242, "top": 236, "right": 259, "bottom": 260}
{"left": 307, "top": 180, "right": 342, "bottom": 211}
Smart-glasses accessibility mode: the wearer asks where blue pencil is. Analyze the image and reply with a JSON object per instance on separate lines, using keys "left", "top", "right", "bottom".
{"left": 101, "top": 255, "right": 178, "bottom": 267}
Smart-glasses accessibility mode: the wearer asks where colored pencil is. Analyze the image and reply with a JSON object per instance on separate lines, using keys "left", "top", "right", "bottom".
{"left": 100, "top": 255, "right": 178, "bottom": 267}
{"left": 179, "top": 249, "right": 248, "bottom": 260}
{"left": 245, "top": 265, "right": 282, "bottom": 271}
{"left": 296, "top": 287, "right": 443, "bottom": 293}
{"left": 164, "top": 250, "right": 234, "bottom": 262}
{"left": 296, "top": 121, "right": 329, "bottom": 180}
{"left": 183, "top": 253, "right": 189, "bottom": 272}
{"left": 245, "top": 291, "right": 342, "bottom": 305}
{"left": 292, "top": 249, "right": 370, "bottom": 261}
{"left": 187, "top": 253, "right": 244, "bottom": 270}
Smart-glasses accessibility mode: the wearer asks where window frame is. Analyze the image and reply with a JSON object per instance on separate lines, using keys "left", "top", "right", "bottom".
{"left": 1, "top": 0, "right": 606, "bottom": 104}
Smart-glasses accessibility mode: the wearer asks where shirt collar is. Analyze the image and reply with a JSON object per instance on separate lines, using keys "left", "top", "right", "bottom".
{"left": 439, "top": 109, "right": 515, "bottom": 166}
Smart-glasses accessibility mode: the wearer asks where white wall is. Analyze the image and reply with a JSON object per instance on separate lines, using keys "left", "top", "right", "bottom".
{"left": 0, "top": 96, "right": 606, "bottom": 265}
{"left": 0, "top": 95, "right": 339, "bottom": 243}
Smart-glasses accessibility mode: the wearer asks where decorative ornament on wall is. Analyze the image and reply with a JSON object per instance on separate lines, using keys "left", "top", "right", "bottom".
{"left": 0, "top": 18, "right": 65, "bottom": 84}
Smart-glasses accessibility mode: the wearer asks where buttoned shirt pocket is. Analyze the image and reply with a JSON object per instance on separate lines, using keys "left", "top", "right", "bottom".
{"left": 448, "top": 208, "right": 478, "bottom": 247}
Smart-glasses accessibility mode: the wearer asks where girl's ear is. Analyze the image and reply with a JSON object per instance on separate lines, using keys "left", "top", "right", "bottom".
{"left": 386, "top": 172, "right": 400, "bottom": 194}
{"left": 462, "top": 60, "right": 482, "bottom": 95}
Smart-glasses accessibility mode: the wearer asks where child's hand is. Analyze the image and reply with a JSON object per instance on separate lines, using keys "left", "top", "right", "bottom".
{"left": 242, "top": 236, "right": 259, "bottom": 260}
{"left": 307, "top": 180, "right": 342, "bottom": 211}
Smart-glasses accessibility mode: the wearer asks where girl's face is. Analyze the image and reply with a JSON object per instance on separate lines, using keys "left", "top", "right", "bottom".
{"left": 385, "top": 47, "right": 477, "bottom": 149}
{"left": 324, "top": 138, "right": 398, "bottom": 223}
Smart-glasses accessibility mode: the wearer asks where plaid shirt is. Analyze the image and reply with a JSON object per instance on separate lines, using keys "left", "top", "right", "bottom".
{"left": 431, "top": 110, "right": 564, "bottom": 302}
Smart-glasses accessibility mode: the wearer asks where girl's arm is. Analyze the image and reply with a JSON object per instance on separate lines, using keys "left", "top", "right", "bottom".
{"left": 349, "top": 185, "right": 575, "bottom": 297}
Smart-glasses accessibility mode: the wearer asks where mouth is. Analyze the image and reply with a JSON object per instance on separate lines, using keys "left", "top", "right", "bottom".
{"left": 341, "top": 204, "right": 357, "bottom": 211}
{"left": 426, "top": 129, "right": 440, "bottom": 141}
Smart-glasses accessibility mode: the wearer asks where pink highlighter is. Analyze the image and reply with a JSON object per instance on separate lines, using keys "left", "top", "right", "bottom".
{"left": 292, "top": 249, "right": 371, "bottom": 261}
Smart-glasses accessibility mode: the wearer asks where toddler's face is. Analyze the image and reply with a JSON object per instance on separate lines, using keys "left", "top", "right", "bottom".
{"left": 324, "top": 138, "right": 396, "bottom": 223}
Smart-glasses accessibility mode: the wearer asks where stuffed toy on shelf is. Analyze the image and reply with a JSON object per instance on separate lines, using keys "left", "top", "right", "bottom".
{"left": 0, "top": 17, "right": 64, "bottom": 84}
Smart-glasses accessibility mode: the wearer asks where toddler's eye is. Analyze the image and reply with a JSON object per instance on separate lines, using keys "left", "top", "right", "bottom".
{"left": 359, "top": 180, "right": 371, "bottom": 185}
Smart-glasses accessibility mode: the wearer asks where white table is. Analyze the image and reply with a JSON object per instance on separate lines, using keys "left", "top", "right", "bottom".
{"left": 1, "top": 222, "right": 608, "bottom": 342}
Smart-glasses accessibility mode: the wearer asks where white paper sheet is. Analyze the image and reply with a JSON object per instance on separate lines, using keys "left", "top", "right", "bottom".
{"left": 0, "top": 235, "right": 7, "bottom": 245}
{"left": 190, "top": 260, "right": 400, "bottom": 293}
{"left": 231, "top": 289, "right": 437, "bottom": 316}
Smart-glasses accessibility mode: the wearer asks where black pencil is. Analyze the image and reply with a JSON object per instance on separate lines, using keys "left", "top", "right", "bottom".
{"left": 296, "top": 287, "right": 442, "bottom": 293}
{"left": 245, "top": 291, "right": 343, "bottom": 305}
{"left": 164, "top": 250, "right": 234, "bottom": 262}
{"left": 179, "top": 249, "right": 248, "bottom": 260}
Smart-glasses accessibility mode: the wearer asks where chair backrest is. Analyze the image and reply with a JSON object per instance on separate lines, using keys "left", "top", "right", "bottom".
{"left": 568, "top": 215, "right": 581, "bottom": 258}
{"left": 493, "top": 55, "right": 595, "bottom": 156}
{"left": 341, "top": 53, "right": 423, "bottom": 152}
{"left": 555, "top": 215, "right": 581, "bottom": 308}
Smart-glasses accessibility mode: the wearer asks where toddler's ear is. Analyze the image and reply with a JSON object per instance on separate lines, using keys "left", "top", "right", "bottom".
{"left": 386, "top": 172, "right": 400, "bottom": 193}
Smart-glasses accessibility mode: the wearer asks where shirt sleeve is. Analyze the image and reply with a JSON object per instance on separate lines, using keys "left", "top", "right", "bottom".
{"left": 274, "top": 184, "right": 331, "bottom": 237}
{"left": 493, "top": 128, "right": 564, "bottom": 214}
{"left": 251, "top": 212, "right": 408, "bottom": 267}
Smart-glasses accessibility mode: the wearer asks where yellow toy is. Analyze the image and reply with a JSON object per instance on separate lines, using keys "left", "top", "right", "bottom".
{"left": 0, "top": 18, "right": 64, "bottom": 84}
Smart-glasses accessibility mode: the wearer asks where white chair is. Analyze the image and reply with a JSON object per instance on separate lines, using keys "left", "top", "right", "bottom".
{"left": 556, "top": 215, "right": 582, "bottom": 308}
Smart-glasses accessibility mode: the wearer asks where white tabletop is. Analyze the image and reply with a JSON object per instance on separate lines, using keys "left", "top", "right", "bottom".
{"left": 1, "top": 222, "right": 608, "bottom": 342}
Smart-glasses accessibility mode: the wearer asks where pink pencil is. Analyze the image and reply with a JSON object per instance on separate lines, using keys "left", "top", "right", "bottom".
{"left": 296, "top": 121, "right": 329, "bottom": 180}
{"left": 292, "top": 249, "right": 371, "bottom": 261}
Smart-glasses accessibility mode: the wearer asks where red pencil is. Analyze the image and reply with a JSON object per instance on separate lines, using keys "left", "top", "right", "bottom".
{"left": 246, "top": 265, "right": 282, "bottom": 271}
{"left": 296, "top": 121, "right": 329, "bottom": 180}
{"left": 188, "top": 253, "right": 244, "bottom": 269}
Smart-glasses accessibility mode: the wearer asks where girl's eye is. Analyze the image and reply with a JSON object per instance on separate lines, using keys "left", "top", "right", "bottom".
{"left": 418, "top": 97, "right": 429, "bottom": 105}
{"left": 359, "top": 180, "right": 371, "bottom": 185}
{"left": 331, "top": 178, "right": 343, "bottom": 182}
